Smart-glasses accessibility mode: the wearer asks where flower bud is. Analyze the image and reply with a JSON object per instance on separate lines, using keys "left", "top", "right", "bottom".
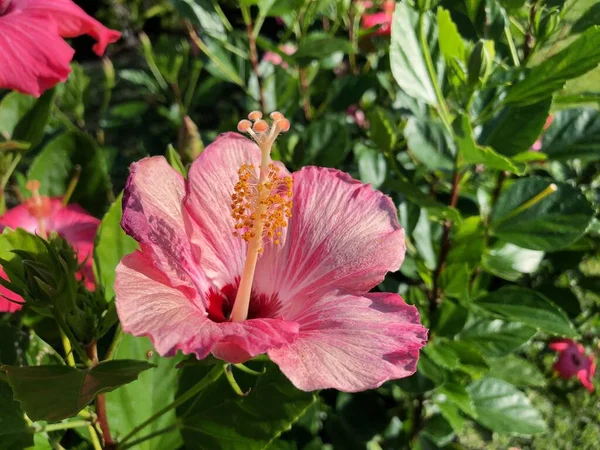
{"left": 178, "top": 115, "right": 204, "bottom": 163}
{"left": 467, "top": 40, "right": 495, "bottom": 88}
{"left": 533, "top": 7, "right": 560, "bottom": 41}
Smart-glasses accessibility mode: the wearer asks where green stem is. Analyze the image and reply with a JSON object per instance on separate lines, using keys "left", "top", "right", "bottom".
{"left": 59, "top": 328, "right": 76, "bottom": 367}
{"left": 223, "top": 364, "right": 247, "bottom": 396}
{"left": 104, "top": 324, "right": 124, "bottom": 360}
{"left": 504, "top": 25, "right": 521, "bottom": 67}
{"left": 418, "top": 13, "right": 452, "bottom": 132}
{"left": 494, "top": 183, "right": 558, "bottom": 225}
{"left": 31, "top": 420, "right": 90, "bottom": 434}
{"left": 118, "top": 423, "right": 180, "bottom": 450}
{"left": 88, "top": 425, "right": 103, "bottom": 450}
{"left": 118, "top": 362, "right": 225, "bottom": 445}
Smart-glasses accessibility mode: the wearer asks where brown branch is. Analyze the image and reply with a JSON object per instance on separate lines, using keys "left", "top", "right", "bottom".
{"left": 87, "top": 343, "right": 114, "bottom": 448}
{"left": 246, "top": 22, "right": 266, "bottom": 112}
{"left": 299, "top": 69, "right": 312, "bottom": 120}
{"left": 429, "top": 170, "right": 461, "bottom": 317}
{"left": 523, "top": 2, "right": 537, "bottom": 61}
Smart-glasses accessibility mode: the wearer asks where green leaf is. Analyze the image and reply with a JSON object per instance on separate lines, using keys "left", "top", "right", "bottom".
{"left": 326, "top": 75, "right": 377, "bottom": 111}
{"left": 28, "top": 132, "right": 112, "bottom": 216}
{"left": 475, "top": 286, "right": 577, "bottom": 337}
{"left": 294, "top": 34, "right": 353, "bottom": 66}
{"left": 106, "top": 335, "right": 183, "bottom": 450}
{"left": 481, "top": 98, "right": 552, "bottom": 156}
{"left": 387, "top": 178, "right": 461, "bottom": 223}
{"left": 437, "top": 7, "right": 466, "bottom": 63}
{"left": 0, "top": 89, "right": 55, "bottom": 148}
{"left": 94, "top": 194, "right": 138, "bottom": 301}
{"left": 504, "top": 26, "right": 600, "bottom": 105}
{"left": 354, "top": 144, "right": 386, "bottom": 189}
{"left": 2, "top": 360, "right": 155, "bottom": 421}
{"left": 455, "top": 115, "right": 522, "bottom": 172}
{"left": 460, "top": 319, "right": 537, "bottom": 356}
{"left": 396, "top": 354, "right": 446, "bottom": 394}
{"left": 491, "top": 178, "right": 594, "bottom": 251}
{"left": 443, "top": 341, "right": 490, "bottom": 376}
{"left": 57, "top": 63, "right": 90, "bottom": 125}
{"left": 486, "top": 355, "right": 546, "bottom": 387}
{"left": 482, "top": 241, "right": 544, "bottom": 281}
{"left": 430, "top": 299, "right": 468, "bottom": 337}
{"left": 166, "top": 144, "right": 187, "bottom": 177}
{"left": 468, "top": 378, "right": 547, "bottom": 435}
{"left": 437, "top": 379, "right": 477, "bottom": 418}
{"left": 300, "top": 115, "right": 350, "bottom": 167}
{"left": 572, "top": 3, "right": 600, "bottom": 33}
{"left": 421, "top": 414, "right": 455, "bottom": 447}
{"left": 434, "top": 399, "right": 466, "bottom": 433}
{"left": 446, "top": 216, "right": 485, "bottom": 270}
{"left": 170, "top": 0, "right": 225, "bottom": 39}
{"left": 368, "top": 107, "right": 397, "bottom": 153}
{"left": 439, "top": 263, "right": 470, "bottom": 299}
{"left": 391, "top": 3, "right": 439, "bottom": 105}
{"left": 404, "top": 117, "right": 455, "bottom": 171}
{"left": 542, "top": 108, "right": 600, "bottom": 161}
{"left": 178, "top": 364, "right": 316, "bottom": 450}
{"left": 0, "top": 382, "right": 33, "bottom": 450}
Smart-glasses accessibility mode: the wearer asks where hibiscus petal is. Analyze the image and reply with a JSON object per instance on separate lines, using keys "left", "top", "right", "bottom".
{"left": 0, "top": 266, "right": 23, "bottom": 313}
{"left": 121, "top": 156, "right": 208, "bottom": 296}
{"left": 268, "top": 291, "right": 427, "bottom": 392}
{"left": 49, "top": 201, "right": 100, "bottom": 256}
{"left": 116, "top": 251, "right": 298, "bottom": 362}
{"left": 0, "top": 13, "right": 73, "bottom": 96}
{"left": 184, "top": 133, "right": 291, "bottom": 287}
{"left": 16, "top": 0, "right": 121, "bottom": 55}
{"left": 256, "top": 167, "right": 404, "bottom": 306}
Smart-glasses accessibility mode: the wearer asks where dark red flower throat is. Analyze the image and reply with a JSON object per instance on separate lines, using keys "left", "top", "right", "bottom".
{"left": 206, "top": 281, "right": 282, "bottom": 323}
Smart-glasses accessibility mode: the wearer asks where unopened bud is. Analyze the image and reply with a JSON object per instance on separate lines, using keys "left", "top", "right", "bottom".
{"left": 468, "top": 40, "right": 495, "bottom": 88}
{"left": 177, "top": 116, "right": 204, "bottom": 163}
{"left": 534, "top": 7, "right": 560, "bottom": 41}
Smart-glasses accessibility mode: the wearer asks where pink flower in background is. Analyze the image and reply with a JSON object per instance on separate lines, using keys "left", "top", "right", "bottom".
{"left": 531, "top": 114, "right": 555, "bottom": 151}
{"left": 0, "top": 189, "right": 100, "bottom": 312}
{"left": 347, "top": 105, "right": 369, "bottom": 129}
{"left": 0, "top": 0, "right": 121, "bottom": 97}
{"left": 115, "top": 112, "right": 427, "bottom": 392}
{"left": 361, "top": 0, "right": 395, "bottom": 36}
{"left": 262, "top": 44, "right": 296, "bottom": 69}
{"left": 549, "top": 338, "right": 596, "bottom": 392}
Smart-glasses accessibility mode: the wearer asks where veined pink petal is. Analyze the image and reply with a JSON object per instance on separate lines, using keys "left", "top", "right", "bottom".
{"left": 255, "top": 166, "right": 405, "bottom": 308}
{"left": 11, "top": 0, "right": 121, "bottom": 55}
{"left": 550, "top": 338, "right": 596, "bottom": 392}
{"left": 0, "top": 266, "right": 23, "bottom": 313}
{"left": 268, "top": 291, "right": 427, "bottom": 392}
{"left": 184, "top": 133, "right": 291, "bottom": 288}
{"left": 121, "top": 156, "right": 209, "bottom": 297}
{"left": 115, "top": 251, "right": 298, "bottom": 362}
{"left": 0, "top": 12, "right": 73, "bottom": 96}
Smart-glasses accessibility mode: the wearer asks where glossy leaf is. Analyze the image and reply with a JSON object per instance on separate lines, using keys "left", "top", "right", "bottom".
{"left": 0, "top": 89, "right": 55, "bottom": 147}
{"left": 404, "top": 117, "right": 455, "bottom": 171}
{"left": 2, "top": 360, "right": 154, "bottom": 421}
{"left": 481, "top": 98, "right": 552, "bottom": 156}
{"left": 504, "top": 26, "right": 600, "bottom": 105}
{"left": 178, "top": 364, "right": 316, "bottom": 450}
{"left": 0, "top": 382, "right": 33, "bottom": 450}
{"left": 106, "top": 335, "right": 183, "bottom": 449}
{"left": 437, "top": 7, "right": 466, "bottom": 63}
{"left": 455, "top": 115, "right": 522, "bottom": 172}
{"left": 354, "top": 144, "right": 386, "bottom": 189}
{"left": 483, "top": 242, "right": 544, "bottom": 281}
{"left": 468, "top": 378, "right": 547, "bottom": 434}
{"left": 391, "top": 3, "right": 440, "bottom": 105}
{"left": 491, "top": 178, "right": 594, "bottom": 251}
{"left": 460, "top": 319, "right": 537, "bottom": 356}
{"left": 475, "top": 286, "right": 577, "bottom": 337}
{"left": 486, "top": 355, "right": 546, "bottom": 387}
{"left": 542, "top": 108, "right": 600, "bottom": 161}
{"left": 294, "top": 34, "right": 352, "bottom": 65}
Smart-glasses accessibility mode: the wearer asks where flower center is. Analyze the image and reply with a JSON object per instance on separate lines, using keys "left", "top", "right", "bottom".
{"left": 25, "top": 180, "right": 51, "bottom": 239}
{"left": 206, "top": 281, "right": 282, "bottom": 323}
{"left": 229, "top": 111, "right": 291, "bottom": 323}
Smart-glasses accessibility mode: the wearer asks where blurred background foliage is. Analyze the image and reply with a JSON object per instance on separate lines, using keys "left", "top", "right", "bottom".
{"left": 2, "top": 0, "right": 600, "bottom": 449}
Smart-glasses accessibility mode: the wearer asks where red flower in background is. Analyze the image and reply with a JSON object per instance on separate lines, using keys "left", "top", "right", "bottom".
{"left": 361, "top": 0, "right": 395, "bottom": 36}
{"left": 549, "top": 338, "right": 596, "bottom": 392}
{"left": 0, "top": 0, "right": 120, "bottom": 97}
{"left": 0, "top": 182, "right": 100, "bottom": 312}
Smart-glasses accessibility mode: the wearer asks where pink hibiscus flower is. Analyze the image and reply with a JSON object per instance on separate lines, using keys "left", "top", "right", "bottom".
{"left": 361, "top": 0, "right": 395, "bottom": 36}
{"left": 115, "top": 111, "right": 427, "bottom": 392}
{"left": 0, "top": 182, "right": 100, "bottom": 312}
{"left": 262, "top": 44, "right": 296, "bottom": 69}
{"left": 549, "top": 338, "right": 596, "bottom": 393}
{"left": 0, "top": 0, "right": 121, "bottom": 97}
